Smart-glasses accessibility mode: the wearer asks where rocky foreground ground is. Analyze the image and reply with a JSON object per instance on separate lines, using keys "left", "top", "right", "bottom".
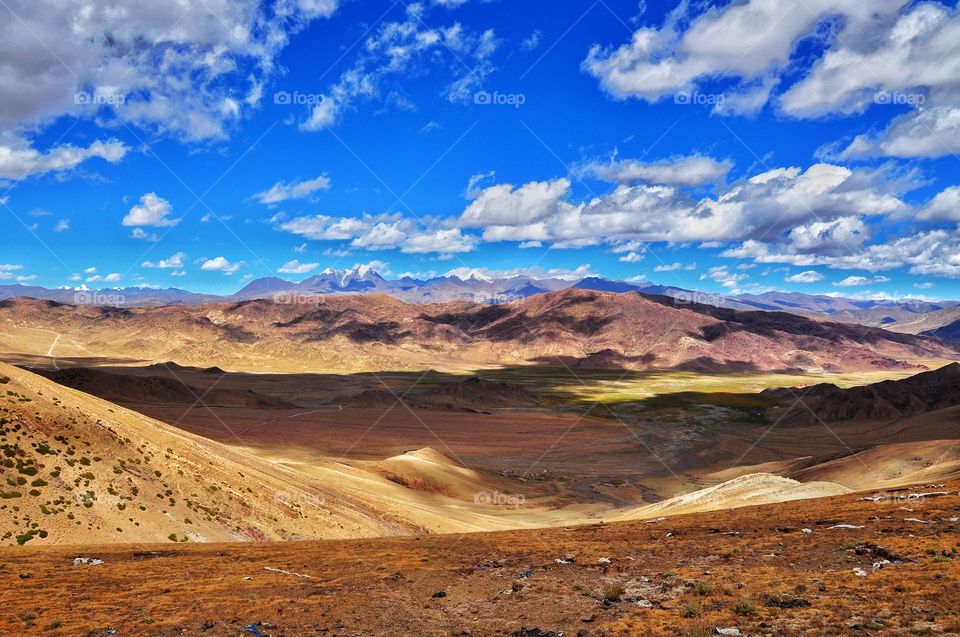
{"left": 1, "top": 481, "right": 958, "bottom": 636}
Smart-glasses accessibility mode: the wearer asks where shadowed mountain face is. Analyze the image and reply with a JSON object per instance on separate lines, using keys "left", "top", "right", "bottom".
{"left": 924, "top": 318, "right": 960, "bottom": 343}
{"left": 763, "top": 362, "right": 960, "bottom": 426}
{"left": 35, "top": 367, "right": 299, "bottom": 408}
{"left": 0, "top": 289, "right": 955, "bottom": 373}
{"left": 343, "top": 377, "right": 542, "bottom": 412}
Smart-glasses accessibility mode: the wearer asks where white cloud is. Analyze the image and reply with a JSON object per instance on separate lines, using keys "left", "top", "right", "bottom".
{"left": 254, "top": 175, "right": 331, "bottom": 205}
{"left": 724, "top": 229, "right": 960, "bottom": 278}
{"left": 786, "top": 217, "right": 869, "bottom": 255}
{"left": 461, "top": 178, "right": 570, "bottom": 227}
{"left": 701, "top": 265, "right": 747, "bottom": 289}
{"left": 521, "top": 30, "right": 542, "bottom": 52}
{"left": 277, "top": 213, "right": 479, "bottom": 255}
{"left": 835, "top": 275, "right": 891, "bottom": 287}
{"left": 301, "top": 3, "right": 497, "bottom": 130}
{"left": 123, "top": 193, "right": 179, "bottom": 228}
{"left": 0, "top": 0, "right": 338, "bottom": 144}
{"left": 0, "top": 139, "right": 127, "bottom": 180}
{"left": 583, "top": 1, "right": 901, "bottom": 107}
{"left": 654, "top": 262, "right": 696, "bottom": 272}
{"left": 445, "top": 264, "right": 595, "bottom": 282}
{"left": 918, "top": 186, "right": 960, "bottom": 222}
{"left": 53, "top": 219, "right": 69, "bottom": 232}
{"left": 778, "top": 3, "right": 960, "bottom": 159}
{"left": 130, "top": 228, "right": 160, "bottom": 242}
{"left": 457, "top": 163, "right": 906, "bottom": 247}
{"left": 142, "top": 253, "right": 186, "bottom": 269}
{"left": 0, "top": 265, "right": 25, "bottom": 281}
{"left": 396, "top": 228, "right": 478, "bottom": 254}
{"left": 300, "top": 98, "right": 339, "bottom": 132}
{"left": 786, "top": 270, "right": 824, "bottom": 283}
{"left": 201, "top": 256, "right": 242, "bottom": 275}
{"left": 578, "top": 154, "right": 732, "bottom": 186}
{"left": 618, "top": 251, "right": 644, "bottom": 263}
{"left": 277, "top": 259, "right": 319, "bottom": 274}
{"left": 86, "top": 273, "right": 121, "bottom": 283}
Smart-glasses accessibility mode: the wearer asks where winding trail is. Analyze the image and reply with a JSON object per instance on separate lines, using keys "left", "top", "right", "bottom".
{"left": 20, "top": 327, "right": 62, "bottom": 370}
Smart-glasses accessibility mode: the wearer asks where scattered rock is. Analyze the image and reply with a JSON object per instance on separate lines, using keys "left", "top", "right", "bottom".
{"left": 598, "top": 557, "right": 612, "bottom": 565}
{"left": 513, "top": 628, "right": 563, "bottom": 637}
{"left": 765, "top": 594, "right": 811, "bottom": 609}
{"left": 432, "top": 591, "right": 447, "bottom": 599}
{"left": 73, "top": 557, "right": 103, "bottom": 566}
{"left": 715, "top": 629, "right": 742, "bottom": 636}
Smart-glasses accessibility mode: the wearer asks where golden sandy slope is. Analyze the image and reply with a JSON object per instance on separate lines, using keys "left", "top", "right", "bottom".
{"left": 0, "top": 362, "right": 614, "bottom": 545}
{"left": 612, "top": 473, "right": 851, "bottom": 521}
{"left": 4, "top": 362, "right": 889, "bottom": 546}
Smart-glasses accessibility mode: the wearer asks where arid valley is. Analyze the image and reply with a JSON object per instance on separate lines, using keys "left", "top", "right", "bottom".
{"left": 5, "top": 0, "right": 960, "bottom": 634}
{"left": 1, "top": 286, "right": 960, "bottom": 635}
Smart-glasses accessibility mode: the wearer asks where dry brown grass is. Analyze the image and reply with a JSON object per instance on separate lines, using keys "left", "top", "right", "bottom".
{"left": 0, "top": 481, "right": 956, "bottom": 636}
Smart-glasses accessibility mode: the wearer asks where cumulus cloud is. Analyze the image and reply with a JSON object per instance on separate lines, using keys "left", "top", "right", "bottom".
{"left": 583, "top": 0, "right": 960, "bottom": 159}
{"left": 0, "top": 0, "right": 338, "bottom": 142}
{"left": 778, "top": 3, "right": 960, "bottom": 158}
{"left": 201, "top": 256, "right": 242, "bottom": 275}
{"left": 444, "top": 264, "right": 595, "bottom": 282}
{"left": 835, "top": 275, "right": 891, "bottom": 287}
{"left": 460, "top": 179, "right": 570, "bottom": 227}
{"left": 277, "top": 259, "right": 319, "bottom": 274}
{"left": 456, "top": 163, "right": 906, "bottom": 246}
{"left": 123, "top": 193, "right": 179, "bottom": 228}
{"left": 786, "top": 270, "right": 824, "bottom": 283}
{"left": 577, "top": 154, "right": 732, "bottom": 186}
{"left": 918, "top": 186, "right": 960, "bottom": 222}
{"left": 618, "top": 251, "right": 644, "bottom": 263}
{"left": 254, "top": 175, "right": 331, "bottom": 205}
{"left": 277, "top": 213, "right": 478, "bottom": 255}
{"left": 0, "top": 139, "right": 128, "bottom": 180}
{"left": 654, "top": 262, "right": 696, "bottom": 272}
{"left": 583, "top": 0, "right": 902, "bottom": 108}
{"left": 142, "top": 253, "right": 187, "bottom": 269}
{"left": 86, "top": 273, "right": 121, "bottom": 283}
{"left": 701, "top": 265, "right": 748, "bottom": 289}
{"left": 723, "top": 229, "right": 960, "bottom": 278}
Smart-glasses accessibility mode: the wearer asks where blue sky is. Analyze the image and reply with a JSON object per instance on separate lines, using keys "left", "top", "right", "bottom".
{"left": 2, "top": 0, "right": 960, "bottom": 299}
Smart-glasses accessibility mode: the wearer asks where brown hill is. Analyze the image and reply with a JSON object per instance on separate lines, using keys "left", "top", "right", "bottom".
{"left": 763, "top": 362, "right": 960, "bottom": 426}
{"left": 36, "top": 367, "right": 298, "bottom": 408}
{"left": 0, "top": 362, "right": 440, "bottom": 545}
{"left": 0, "top": 290, "right": 955, "bottom": 373}
{"left": 344, "top": 378, "right": 542, "bottom": 411}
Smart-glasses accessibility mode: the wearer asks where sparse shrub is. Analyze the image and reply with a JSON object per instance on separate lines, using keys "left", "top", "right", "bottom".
{"left": 602, "top": 583, "right": 624, "bottom": 602}
{"left": 734, "top": 600, "right": 756, "bottom": 616}
{"left": 694, "top": 581, "right": 714, "bottom": 596}
{"left": 681, "top": 625, "right": 711, "bottom": 637}
{"left": 44, "top": 619, "right": 62, "bottom": 631}
{"left": 681, "top": 603, "right": 700, "bottom": 618}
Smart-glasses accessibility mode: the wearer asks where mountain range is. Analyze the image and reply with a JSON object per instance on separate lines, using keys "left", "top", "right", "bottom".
{"left": 3, "top": 266, "right": 960, "bottom": 341}
{"left": 1, "top": 288, "right": 955, "bottom": 374}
